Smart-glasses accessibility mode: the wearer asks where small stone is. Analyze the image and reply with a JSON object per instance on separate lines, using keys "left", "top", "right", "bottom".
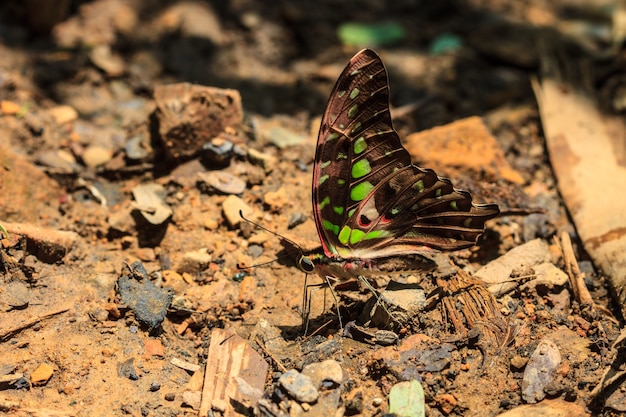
{"left": 82, "top": 145, "right": 113, "bottom": 168}
{"left": 247, "top": 148, "right": 277, "bottom": 172}
{"left": 164, "top": 392, "right": 176, "bottom": 401}
{"left": 3, "top": 280, "right": 30, "bottom": 310}
{"left": 1, "top": 100, "right": 21, "bottom": 115}
{"left": 144, "top": 338, "right": 165, "bottom": 358}
{"left": 132, "top": 183, "right": 173, "bottom": 225}
{"left": 177, "top": 249, "right": 212, "bottom": 273}
{"left": 182, "top": 390, "right": 202, "bottom": 410}
{"left": 264, "top": 187, "right": 289, "bottom": 211}
{"left": 125, "top": 135, "right": 150, "bottom": 161}
{"left": 30, "top": 363, "right": 54, "bottom": 386}
{"left": 201, "top": 137, "right": 234, "bottom": 168}
{"left": 135, "top": 248, "right": 156, "bottom": 262}
{"left": 36, "top": 150, "right": 78, "bottom": 173}
{"left": 279, "top": 369, "right": 319, "bottom": 403}
{"left": 197, "top": 171, "right": 246, "bottom": 195}
{"left": 510, "top": 355, "right": 528, "bottom": 370}
{"left": 222, "top": 195, "right": 254, "bottom": 228}
{"left": 47, "top": 105, "right": 78, "bottom": 125}
{"left": 522, "top": 338, "right": 561, "bottom": 403}
{"left": 247, "top": 244, "right": 263, "bottom": 258}
{"left": 149, "top": 382, "right": 161, "bottom": 391}
{"left": 89, "top": 44, "right": 125, "bottom": 77}
{"left": 302, "top": 360, "right": 344, "bottom": 389}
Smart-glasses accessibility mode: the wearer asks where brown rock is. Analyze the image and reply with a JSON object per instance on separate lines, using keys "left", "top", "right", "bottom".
{"left": 31, "top": 363, "right": 54, "bottom": 386}
{"left": 405, "top": 116, "right": 524, "bottom": 185}
{"left": 153, "top": 83, "right": 243, "bottom": 161}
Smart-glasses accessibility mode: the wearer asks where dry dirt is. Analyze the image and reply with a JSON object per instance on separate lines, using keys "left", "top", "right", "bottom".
{"left": 0, "top": 1, "right": 624, "bottom": 417}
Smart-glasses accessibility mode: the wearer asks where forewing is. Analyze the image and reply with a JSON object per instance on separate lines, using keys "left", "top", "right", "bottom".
{"left": 312, "top": 49, "right": 499, "bottom": 259}
{"left": 312, "top": 49, "right": 411, "bottom": 256}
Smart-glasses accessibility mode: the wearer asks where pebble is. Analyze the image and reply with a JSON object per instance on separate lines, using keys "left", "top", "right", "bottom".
{"left": 279, "top": 369, "right": 319, "bottom": 403}
{"left": 164, "top": 392, "right": 176, "bottom": 401}
{"left": 177, "top": 249, "right": 212, "bottom": 273}
{"left": 222, "top": 195, "right": 254, "bottom": 228}
{"left": 522, "top": 338, "right": 561, "bottom": 403}
{"left": 510, "top": 355, "right": 528, "bottom": 370}
{"left": 89, "top": 44, "right": 125, "bottom": 77}
{"left": 3, "top": 280, "right": 30, "bottom": 310}
{"left": 36, "top": 149, "right": 78, "bottom": 173}
{"left": 132, "top": 183, "right": 173, "bottom": 225}
{"left": 247, "top": 244, "right": 263, "bottom": 258}
{"left": 247, "top": 148, "right": 277, "bottom": 172}
{"left": 182, "top": 390, "right": 201, "bottom": 410}
{"left": 201, "top": 137, "right": 234, "bottom": 168}
{"left": 116, "top": 261, "right": 173, "bottom": 329}
{"left": 82, "top": 145, "right": 113, "bottom": 168}
{"left": 302, "top": 360, "right": 344, "bottom": 389}
{"left": 30, "top": 363, "right": 54, "bottom": 386}
{"left": 149, "top": 382, "right": 161, "bottom": 392}
{"left": 47, "top": 105, "right": 78, "bottom": 125}
{"left": 125, "top": 135, "right": 150, "bottom": 161}
{"left": 1, "top": 100, "right": 21, "bottom": 115}
{"left": 197, "top": 171, "right": 246, "bottom": 195}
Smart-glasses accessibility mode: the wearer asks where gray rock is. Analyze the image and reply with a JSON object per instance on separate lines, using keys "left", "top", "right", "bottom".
{"left": 302, "top": 360, "right": 344, "bottom": 389}
{"left": 278, "top": 369, "right": 319, "bottom": 403}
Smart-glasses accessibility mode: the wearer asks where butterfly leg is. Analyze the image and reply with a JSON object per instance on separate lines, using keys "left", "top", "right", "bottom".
{"left": 357, "top": 276, "right": 398, "bottom": 329}
{"left": 323, "top": 275, "right": 344, "bottom": 332}
{"left": 301, "top": 274, "right": 328, "bottom": 335}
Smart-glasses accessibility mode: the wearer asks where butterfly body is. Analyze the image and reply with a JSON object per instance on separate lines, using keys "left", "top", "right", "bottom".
{"left": 301, "top": 251, "right": 437, "bottom": 282}
{"left": 299, "top": 49, "right": 499, "bottom": 281}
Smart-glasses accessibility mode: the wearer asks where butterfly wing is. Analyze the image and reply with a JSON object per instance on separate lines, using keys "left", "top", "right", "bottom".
{"left": 312, "top": 49, "right": 499, "bottom": 259}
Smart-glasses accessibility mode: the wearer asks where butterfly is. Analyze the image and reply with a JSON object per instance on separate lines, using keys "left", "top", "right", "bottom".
{"left": 294, "top": 49, "right": 500, "bottom": 287}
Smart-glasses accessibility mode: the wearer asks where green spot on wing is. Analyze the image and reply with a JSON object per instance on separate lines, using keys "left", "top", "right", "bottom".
{"left": 319, "top": 174, "right": 329, "bottom": 185}
{"left": 337, "top": 179, "right": 346, "bottom": 185}
{"left": 365, "top": 230, "right": 387, "bottom": 240}
{"left": 450, "top": 201, "right": 458, "bottom": 210}
{"left": 350, "top": 181, "right": 374, "bottom": 201}
{"left": 348, "top": 104, "right": 358, "bottom": 119}
{"left": 323, "top": 220, "right": 340, "bottom": 236}
{"left": 320, "top": 161, "right": 331, "bottom": 169}
{"left": 349, "top": 229, "right": 365, "bottom": 244}
{"left": 354, "top": 137, "right": 367, "bottom": 154}
{"left": 327, "top": 132, "right": 339, "bottom": 141}
{"left": 338, "top": 225, "right": 351, "bottom": 245}
{"left": 333, "top": 206, "right": 344, "bottom": 215}
{"left": 337, "top": 152, "right": 348, "bottom": 160}
{"left": 413, "top": 180, "right": 424, "bottom": 192}
{"left": 348, "top": 208, "right": 356, "bottom": 218}
{"left": 352, "top": 159, "right": 371, "bottom": 178}
{"left": 351, "top": 122, "right": 362, "bottom": 134}
{"left": 337, "top": 90, "right": 346, "bottom": 98}
{"left": 319, "top": 196, "right": 330, "bottom": 209}
{"left": 436, "top": 188, "right": 442, "bottom": 198}
{"left": 350, "top": 88, "right": 360, "bottom": 99}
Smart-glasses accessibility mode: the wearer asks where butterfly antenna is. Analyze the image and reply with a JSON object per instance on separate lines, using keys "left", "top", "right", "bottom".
{"left": 238, "top": 210, "right": 304, "bottom": 251}
{"left": 236, "top": 259, "right": 278, "bottom": 270}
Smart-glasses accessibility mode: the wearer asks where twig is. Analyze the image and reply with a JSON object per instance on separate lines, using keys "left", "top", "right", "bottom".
{"left": 557, "top": 231, "right": 594, "bottom": 305}
{"left": 253, "top": 336, "right": 287, "bottom": 373}
{"left": 0, "top": 305, "right": 70, "bottom": 342}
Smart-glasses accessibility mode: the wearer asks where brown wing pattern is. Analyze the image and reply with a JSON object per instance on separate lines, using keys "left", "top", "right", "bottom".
{"left": 312, "top": 49, "right": 499, "bottom": 258}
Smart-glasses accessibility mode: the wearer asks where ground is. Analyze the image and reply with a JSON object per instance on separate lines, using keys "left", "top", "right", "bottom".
{"left": 0, "top": 1, "right": 624, "bottom": 416}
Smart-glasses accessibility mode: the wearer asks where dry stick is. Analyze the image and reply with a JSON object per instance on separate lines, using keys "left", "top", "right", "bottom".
{"left": 558, "top": 231, "right": 594, "bottom": 305}
{"left": 0, "top": 305, "right": 70, "bottom": 341}
{"left": 253, "top": 336, "right": 287, "bottom": 373}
